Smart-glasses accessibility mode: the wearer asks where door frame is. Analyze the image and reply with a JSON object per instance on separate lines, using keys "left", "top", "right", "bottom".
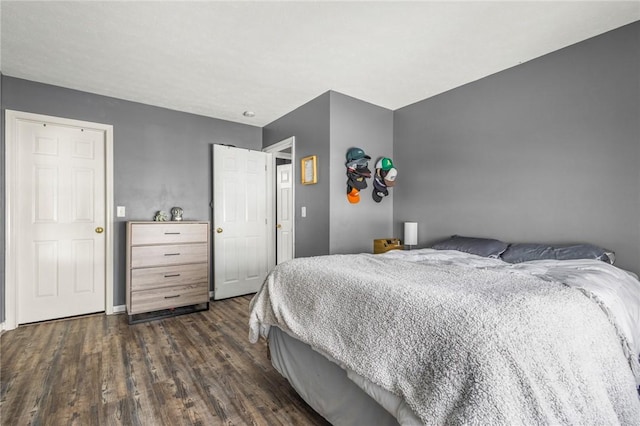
{"left": 4, "top": 110, "right": 115, "bottom": 330}
{"left": 263, "top": 137, "right": 295, "bottom": 261}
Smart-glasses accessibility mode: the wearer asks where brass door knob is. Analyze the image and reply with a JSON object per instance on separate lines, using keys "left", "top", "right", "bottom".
{"left": 216, "top": 228, "right": 223, "bottom": 233}
{"left": 95, "top": 227, "right": 104, "bottom": 234}
{"left": 276, "top": 224, "right": 282, "bottom": 229}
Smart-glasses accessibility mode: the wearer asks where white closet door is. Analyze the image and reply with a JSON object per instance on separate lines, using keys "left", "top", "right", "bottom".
{"left": 16, "top": 119, "right": 106, "bottom": 324}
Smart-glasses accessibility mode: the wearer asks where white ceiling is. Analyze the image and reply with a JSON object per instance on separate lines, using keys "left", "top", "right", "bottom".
{"left": 1, "top": 1, "right": 639, "bottom": 127}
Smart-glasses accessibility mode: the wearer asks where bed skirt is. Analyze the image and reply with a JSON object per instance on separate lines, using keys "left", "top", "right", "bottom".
{"left": 269, "top": 326, "right": 422, "bottom": 425}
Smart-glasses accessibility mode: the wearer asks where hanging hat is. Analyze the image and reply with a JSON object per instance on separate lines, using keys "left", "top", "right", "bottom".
{"left": 375, "top": 157, "right": 394, "bottom": 171}
{"left": 346, "top": 157, "right": 370, "bottom": 170}
{"left": 372, "top": 188, "right": 388, "bottom": 203}
{"left": 382, "top": 167, "right": 397, "bottom": 187}
{"left": 347, "top": 187, "right": 360, "bottom": 204}
{"left": 353, "top": 165, "right": 371, "bottom": 178}
{"left": 346, "top": 147, "right": 371, "bottom": 162}
{"left": 372, "top": 174, "right": 388, "bottom": 203}
{"left": 347, "top": 171, "right": 368, "bottom": 190}
{"left": 372, "top": 179, "right": 388, "bottom": 202}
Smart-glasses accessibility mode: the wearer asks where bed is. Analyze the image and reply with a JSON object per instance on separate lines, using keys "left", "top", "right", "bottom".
{"left": 249, "top": 243, "right": 640, "bottom": 425}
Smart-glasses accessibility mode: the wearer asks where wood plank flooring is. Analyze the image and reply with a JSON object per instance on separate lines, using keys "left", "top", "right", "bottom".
{"left": 0, "top": 295, "right": 330, "bottom": 425}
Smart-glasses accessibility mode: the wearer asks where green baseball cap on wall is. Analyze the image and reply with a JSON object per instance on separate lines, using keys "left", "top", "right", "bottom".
{"left": 375, "top": 157, "right": 394, "bottom": 171}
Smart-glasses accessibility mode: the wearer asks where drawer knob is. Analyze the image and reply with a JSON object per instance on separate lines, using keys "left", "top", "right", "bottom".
{"left": 216, "top": 228, "right": 223, "bottom": 233}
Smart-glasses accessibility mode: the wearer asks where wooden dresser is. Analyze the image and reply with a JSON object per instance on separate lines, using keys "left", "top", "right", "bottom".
{"left": 126, "top": 221, "right": 210, "bottom": 323}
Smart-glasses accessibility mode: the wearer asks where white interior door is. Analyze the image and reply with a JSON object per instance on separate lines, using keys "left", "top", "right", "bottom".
{"left": 16, "top": 119, "right": 106, "bottom": 324}
{"left": 213, "top": 144, "right": 272, "bottom": 299}
{"left": 276, "top": 163, "right": 294, "bottom": 264}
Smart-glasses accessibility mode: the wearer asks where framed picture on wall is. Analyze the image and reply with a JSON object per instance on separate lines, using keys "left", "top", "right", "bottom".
{"left": 301, "top": 155, "right": 317, "bottom": 185}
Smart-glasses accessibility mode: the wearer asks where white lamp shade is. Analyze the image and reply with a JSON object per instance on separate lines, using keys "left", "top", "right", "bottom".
{"left": 404, "top": 222, "right": 418, "bottom": 246}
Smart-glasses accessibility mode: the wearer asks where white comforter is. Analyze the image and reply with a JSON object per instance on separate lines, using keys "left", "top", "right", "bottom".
{"left": 383, "top": 249, "right": 640, "bottom": 377}
{"left": 249, "top": 249, "right": 640, "bottom": 424}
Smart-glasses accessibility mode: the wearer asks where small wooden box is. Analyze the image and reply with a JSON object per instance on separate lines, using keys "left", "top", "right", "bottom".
{"left": 374, "top": 238, "right": 404, "bottom": 254}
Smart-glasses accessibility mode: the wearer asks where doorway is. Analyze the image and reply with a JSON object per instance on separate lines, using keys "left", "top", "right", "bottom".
{"left": 263, "top": 137, "right": 295, "bottom": 264}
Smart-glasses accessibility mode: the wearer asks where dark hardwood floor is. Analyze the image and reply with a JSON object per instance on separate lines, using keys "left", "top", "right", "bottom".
{"left": 0, "top": 295, "right": 330, "bottom": 425}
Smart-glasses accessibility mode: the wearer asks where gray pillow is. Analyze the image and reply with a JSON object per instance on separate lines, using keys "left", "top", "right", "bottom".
{"left": 431, "top": 235, "right": 509, "bottom": 259}
{"left": 500, "top": 243, "right": 615, "bottom": 264}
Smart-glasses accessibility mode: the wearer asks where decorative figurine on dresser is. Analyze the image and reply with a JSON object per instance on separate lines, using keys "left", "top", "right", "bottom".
{"left": 126, "top": 221, "right": 210, "bottom": 323}
{"left": 170, "top": 206, "right": 184, "bottom": 221}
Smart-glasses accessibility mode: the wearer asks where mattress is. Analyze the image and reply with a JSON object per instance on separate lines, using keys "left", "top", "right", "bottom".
{"left": 268, "top": 326, "right": 410, "bottom": 425}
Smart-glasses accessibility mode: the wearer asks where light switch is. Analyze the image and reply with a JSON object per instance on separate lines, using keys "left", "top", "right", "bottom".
{"left": 301, "top": 206, "right": 307, "bottom": 218}
{"left": 117, "top": 206, "right": 126, "bottom": 217}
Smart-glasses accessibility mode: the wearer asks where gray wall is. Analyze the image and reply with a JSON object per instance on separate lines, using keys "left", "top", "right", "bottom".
{"left": 393, "top": 21, "right": 640, "bottom": 275}
{"left": 263, "top": 92, "right": 331, "bottom": 258}
{"left": 1, "top": 76, "right": 262, "bottom": 313}
{"left": 263, "top": 91, "right": 394, "bottom": 257}
{"left": 329, "top": 92, "right": 394, "bottom": 254}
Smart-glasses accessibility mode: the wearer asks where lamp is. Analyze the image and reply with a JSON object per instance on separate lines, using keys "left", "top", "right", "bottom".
{"left": 404, "top": 222, "right": 418, "bottom": 249}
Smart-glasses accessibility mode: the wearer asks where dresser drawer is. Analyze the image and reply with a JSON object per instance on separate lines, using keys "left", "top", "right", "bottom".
{"left": 131, "top": 263, "right": 208, "bottom": 291}
{"left": 130, "top": 283, "right": 209, "bottom": 314}
{"left": 131, "top": 243, "right": 208, "bottom": 268}
{"left": 130, "top": 223, "right": 208, "bottom": 245}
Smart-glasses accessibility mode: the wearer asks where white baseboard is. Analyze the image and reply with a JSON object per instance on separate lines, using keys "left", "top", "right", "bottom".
{"left": 0, "top": 308, "right": 125, "bottom": 332}
{"left": 112, "top": 305, "right": 126, "bottom": 314}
